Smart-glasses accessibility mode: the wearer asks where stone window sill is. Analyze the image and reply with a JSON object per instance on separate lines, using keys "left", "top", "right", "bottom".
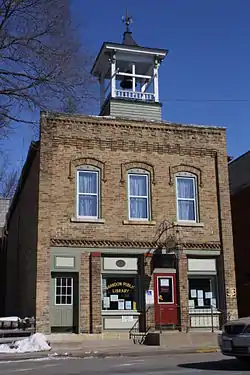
{"left": 123, "top": 220, "right": 156, "bottom": 226}
{"left": 71, "top": 217, "right": 105, "bottom": 224}
{"left": 174, "top": 221, "right": 204, "bottom": 228}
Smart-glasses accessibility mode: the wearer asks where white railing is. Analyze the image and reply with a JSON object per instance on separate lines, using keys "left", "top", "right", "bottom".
{"left": 115, "top": 90, "right": 155, "bottom": 102}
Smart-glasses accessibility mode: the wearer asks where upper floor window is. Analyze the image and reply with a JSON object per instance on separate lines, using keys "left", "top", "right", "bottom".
{"left": 176, "top": 175, "right": 198, "bottom": 222}
{"left": 77, "top": 169, "right": 99, "bottom": 218}
{"left": 128, "top": 171, "right": 150, "bottom": 220}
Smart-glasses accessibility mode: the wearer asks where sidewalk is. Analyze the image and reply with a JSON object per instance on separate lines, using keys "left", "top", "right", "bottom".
{"left": 0, "top": 331, "right": 221, "bottom": 362}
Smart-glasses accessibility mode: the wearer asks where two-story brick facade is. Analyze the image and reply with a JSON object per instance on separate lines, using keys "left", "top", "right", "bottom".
{"left": 4, "top": 23, "right": 237, "bottom": 334}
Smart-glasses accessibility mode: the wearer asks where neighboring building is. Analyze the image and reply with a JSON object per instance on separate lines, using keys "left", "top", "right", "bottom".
{"left": 229, "top": 151, "right": 250, "bottom": 318}
{"left": 4, "top": 19, "right": 237, "bottom": 334}
{"left": 0, "top": 198, "right": 10, "bottom": 316}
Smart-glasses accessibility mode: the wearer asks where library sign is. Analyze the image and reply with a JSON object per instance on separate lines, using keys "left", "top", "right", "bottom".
{"left": 107, "top": 281, "right": 135, "bottom": 294}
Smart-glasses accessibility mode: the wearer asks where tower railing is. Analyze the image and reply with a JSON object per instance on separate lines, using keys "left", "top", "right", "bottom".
{"left": 115, "top": 89, "right": 155, "bottom": 102}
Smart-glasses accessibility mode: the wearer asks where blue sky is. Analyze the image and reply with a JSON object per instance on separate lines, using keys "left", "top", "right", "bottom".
{"left": 3, "top": 0, "right": 250, "bottom": 168}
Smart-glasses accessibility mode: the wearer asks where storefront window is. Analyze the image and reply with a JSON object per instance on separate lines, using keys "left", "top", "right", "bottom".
{"left": 102, "top": 276, "right": 138, "bottom": 311}
{"left": 188, "top": 277, "right": 217, "bottom": 309}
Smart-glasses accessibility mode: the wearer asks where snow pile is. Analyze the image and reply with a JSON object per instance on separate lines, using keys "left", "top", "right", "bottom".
{"left": 0, "top": 333, "right": 51, "bottom": 353}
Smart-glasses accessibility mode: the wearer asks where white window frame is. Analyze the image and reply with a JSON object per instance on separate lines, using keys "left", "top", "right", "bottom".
{"left": 176, "top": 175, "right": 198, "bottom": 223}
{"left": 55, "top": 277, "right": 73, "bottom": 306}
{"left": 128, "top": 172, "right": 150, "bottom": 221}
{"left": 76, "top": 169, "right": 99, "bottom": 219}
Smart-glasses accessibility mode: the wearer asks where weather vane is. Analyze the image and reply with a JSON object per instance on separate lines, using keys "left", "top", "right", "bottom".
{"left": 122, "top": 8, "right": 132, "bottom": 33}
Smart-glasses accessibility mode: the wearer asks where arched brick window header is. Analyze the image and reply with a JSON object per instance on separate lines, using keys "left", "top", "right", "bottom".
{"left": 169, "top": 164, "right": 203, "bottom": 187}
{"left": 69, "top": 157, "right": 106, "bottom": 182}
{"left": 120, "top": 161, "right": 155, "bottom": 184}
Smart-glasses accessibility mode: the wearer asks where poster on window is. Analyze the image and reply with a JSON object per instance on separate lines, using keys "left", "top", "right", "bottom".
{"left": 197, "top": 299, "right": 204, "bottom": 307}
{"left": 103, "top": 297, "right": 110, "bottom": 308}
{"left": 118, "top": 299, "right": 125, "bottom": 310}
{"left": 160, "top": 279, "right": 169, "bottom": 286}
{"left": 189, "top": 299, "right": 195, "bottom": 308}
{"left": 125, "top": 301, "right": 132, "bottom": 310}
{"left": 205, "top": 292, "right": 213, "bottom": 299}
{"left": 190, "top": 290, "right": 197, "bottom": 298}
{"left": 110, "top": 294, "right": 118, "bottom": 302}
{"left": 197, "top": 290, "right": 203, "bottom": 299}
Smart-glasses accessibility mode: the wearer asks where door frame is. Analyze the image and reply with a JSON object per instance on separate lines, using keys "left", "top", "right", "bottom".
{"left": 50, "top": 272, "right": 79, "bottom": 333}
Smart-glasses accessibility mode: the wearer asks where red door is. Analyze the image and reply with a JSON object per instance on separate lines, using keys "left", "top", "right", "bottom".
{"left": 154, "top": 273, "right": 178, "bottom": 327}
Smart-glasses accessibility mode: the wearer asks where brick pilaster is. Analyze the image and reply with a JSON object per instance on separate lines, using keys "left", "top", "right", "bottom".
{"left": 178, "top": 252, "right": 188, "bottom": 332}
{"left": 79, "top": 252, "right": 90, "bottom": 333}
{"left": 90, "top": 253, "right": 102, "bottom": 333}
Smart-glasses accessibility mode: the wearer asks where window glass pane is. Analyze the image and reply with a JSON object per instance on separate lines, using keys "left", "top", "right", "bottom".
{"left": 67, "top": 287, "right": 72, "bottom": 295}
{"left": 178, "top": 200, "right": 195, "bottom": 221}
{"left": 102, "top": 277, "right": 137, "bottom": 311}
{"left": 56, "top": 296, "right": 61, "bottom": 304}
{"left": 188, "top": 278, "right": 216, "bottom": 309}
{"left": 78, "top": 172, "right": 97, "bottom": 194}
{"left": 177, "top": 178, "right": 194, "bottom": 199}
{"left": 61, "top": 286, "right": 67, "bottom": 295}
{"left": 61, "top": 278, "right": 66, "bottom": 286}
{"left": 56, "top": 287, "right": 61, "bottom": 295}
{"left": 61, "top": 296, "right": 66, "bottom": 304}
{"left": 67, "top": 278, "right": 72, "bottom": 287}
{"left": 130, "top": 175, "right": 147, "bottom": 196}
{"left": 78, "top": 195, "right": 97, "bottom": 217}
{"left": 130, "top": 197, "right": 148, "bottom": 219}
{"left": 158, "top": 278, "right": 173, "bottom": 303}
{"left": 66, "top": 296, "right": 72, "bottom": 305}
{"left": 56, "top": 278, "right": 61, "bottom": 287}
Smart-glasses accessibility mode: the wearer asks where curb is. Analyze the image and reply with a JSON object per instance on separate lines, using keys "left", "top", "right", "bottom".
{"left": 0, "top": 347, "right": 220, "bottom": 362}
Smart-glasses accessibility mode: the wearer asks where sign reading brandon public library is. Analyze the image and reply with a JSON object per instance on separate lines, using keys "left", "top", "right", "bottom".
{"left": 107, "top": 281, "right": 135, "bottom": 294}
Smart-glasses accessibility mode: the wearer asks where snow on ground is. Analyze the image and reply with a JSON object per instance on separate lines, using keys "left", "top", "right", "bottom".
{"left": 0, "top": 333, "right": 51, "bottom": 353}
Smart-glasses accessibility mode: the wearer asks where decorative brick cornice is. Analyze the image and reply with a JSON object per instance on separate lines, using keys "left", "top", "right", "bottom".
{"left": 52, "top": 136, "right": 217, "bottom": 158}
{"left": 45, "top": 113, "right": 224, "bottom": 136}
{"left": 50, "top": 237, "right": 221, "bottom": 250}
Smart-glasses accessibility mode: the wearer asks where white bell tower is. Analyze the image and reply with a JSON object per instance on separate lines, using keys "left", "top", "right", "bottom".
{"left": 91, "top": 10, "right": 168, "bottom": 121}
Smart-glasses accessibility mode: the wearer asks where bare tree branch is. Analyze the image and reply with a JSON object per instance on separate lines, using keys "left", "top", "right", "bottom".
{"left": 0, "top": 0, "right": 95, "bottom": 137}
{"left": 0, "top": 151, "right": 19, "bottom": 198}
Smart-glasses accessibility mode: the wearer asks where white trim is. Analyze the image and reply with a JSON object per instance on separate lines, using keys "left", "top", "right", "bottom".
{"left": 153, "top": 62, "right": 159, "bottom": 102}
{"left": 128, "top": 173, "right": 150, "bottom": 221}
{"left": 111, "top": 57, "right": 116, "bottom": 98}
{"left": 55, "top": 277, "right": 73, "bottom": 306}
{"left": 157, "top": 276, "right": 174, "bottom": 305}
{"left": 106, "top": 45, "right": 167, "bottom": 57}
{"left": 76, "top": 170, "right": 99, "bottom": 219}
{"left": 175, "top": 175, "right": 198, "bottom": 222}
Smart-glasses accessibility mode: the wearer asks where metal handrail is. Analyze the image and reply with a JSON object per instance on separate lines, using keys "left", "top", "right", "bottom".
{"left": 129, "top": 306, "right": 153, "bottom": 343}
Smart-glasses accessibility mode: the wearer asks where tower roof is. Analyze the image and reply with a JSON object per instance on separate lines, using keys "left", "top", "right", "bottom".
{"left": 122, "top": 31, "right": 137, "bottom": 46}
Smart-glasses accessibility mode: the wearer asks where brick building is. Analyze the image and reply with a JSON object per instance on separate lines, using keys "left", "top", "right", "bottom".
{"left": 228, "top": 151, "right": 250, "bottom": 318}
{"left": 4, "top": 23, "right": 237, "bottom": 333}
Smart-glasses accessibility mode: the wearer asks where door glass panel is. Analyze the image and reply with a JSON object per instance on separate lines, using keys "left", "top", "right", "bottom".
{"left": 158, "top": 277, "right": 173, "bottom": 303}
{"left": 55, "top": 277, "right": 73, "bottom": 305}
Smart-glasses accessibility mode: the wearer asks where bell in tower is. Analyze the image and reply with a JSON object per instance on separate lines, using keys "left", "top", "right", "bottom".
{"left": 91, "top": 9, "right": 168, "bottom": 121}
{"left": 120, "top": 70, "right": 137, "bottom": 90}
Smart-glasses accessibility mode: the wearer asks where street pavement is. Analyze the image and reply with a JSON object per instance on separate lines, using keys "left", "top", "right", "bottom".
{"left": 0, "top": 352, "right": 250, "bottom": 374}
